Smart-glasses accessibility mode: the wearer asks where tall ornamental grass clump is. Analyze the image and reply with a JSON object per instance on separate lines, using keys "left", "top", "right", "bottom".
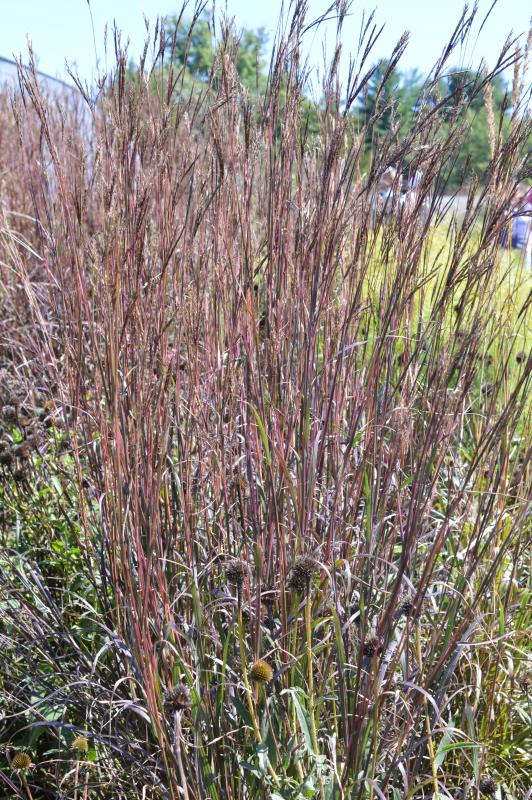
{"left": 0, "top": 2, "right": 530, "bottom": 798}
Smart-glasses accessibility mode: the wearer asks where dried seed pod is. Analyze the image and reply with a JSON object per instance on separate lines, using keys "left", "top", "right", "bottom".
{"left": 11, "top": 751, "right": 32, "bottom": 771}
{"left": 362, "top": 635, "right": 383, "bottom": 657}
{"left": 484, "top": 354, "right": 493, "bottom": 367}
{"left": 250, "top": 659, "right": 274, "bottom": 683}
{"left": 479, "top": 776, "right": 497, "bottom": 796}
{"left": 164, "top": 683, "right": 192, "bottom": 713}
{"left": 396, "top": 595, "right": 415, "bottom": 618}
{"left": 25, "top": 431, "right": 41, "bottom": 448}
{"left": 12, "top": 442, "right": 30, "bottom": 459}
{"left": 0, "top": 449, "right": 13, "bottom": 466}
{"left": 225, "top": 559, "right": 249, "bottom": 587}
{"left": 287, "top": 556, "right": 320, "bottom": 594}
{"left": 17, "top": 413, "right": 33, "bottom": 428}
{"left": 1, "top": 405, "right": 17, "bottom": 422}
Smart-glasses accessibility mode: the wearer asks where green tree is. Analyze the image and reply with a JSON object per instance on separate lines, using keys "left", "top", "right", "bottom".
{"left": 165, "top": 14, "right": 268, "bottom": 93}
{"left": 168, "top": 15, "right": 214, "bottom": 81}
{"left": 358, "top": 60, "right": 422, "bottom": 142}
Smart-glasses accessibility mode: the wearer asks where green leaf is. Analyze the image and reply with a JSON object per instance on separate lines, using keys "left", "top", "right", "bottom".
{"left": 298, "top": 776, "right": 318, "bottom": 797}
{"left": 281, "top": 688, "right": 314, "bottom": 753}
{"left": 51, "top": 474, "right": 63, "bottom": 496}
{"left": 233, "top": 696, "right": 253, "bottom": 730}
{"left": 250, "top": 404, "right": 272, "bottom": 467}
{"left": 256, "top": 742, "right": 269, "bottom": 774}
{"left": 239, "top": 760, "right": 262, "bottom": 779}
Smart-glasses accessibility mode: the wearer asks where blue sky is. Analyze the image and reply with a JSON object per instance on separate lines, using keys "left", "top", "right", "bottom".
{"left": 1, "top": 0, "right": 530, "bottom": 85}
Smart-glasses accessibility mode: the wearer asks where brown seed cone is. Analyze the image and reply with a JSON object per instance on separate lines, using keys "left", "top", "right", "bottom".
{"left": 164, "top": 683, "right": 191, "bottom": 713}
{"left": 362, "top": 635, "right": 383, "bottom": 657}
{"left": 287, "top": 555, "right": 320, "bottom": 594}
{"left": 225, "top": 559, "right": 249, "bottom": 586}
{"left": 396, "top": 595, "right": 415, "bottom": 618}
{"left": 11, "top": 752, "right": 32, "bottom": 771}
{"left": 250, "top": 659, "right": 274, "bottom": 683}
{"left": 479, "top": 776, "right": 497, "bottom": 796}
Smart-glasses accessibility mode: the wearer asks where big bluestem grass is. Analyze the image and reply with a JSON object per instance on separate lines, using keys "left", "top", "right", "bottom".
{"left": 0, "top": 2, "right": 531, "bottom": 798}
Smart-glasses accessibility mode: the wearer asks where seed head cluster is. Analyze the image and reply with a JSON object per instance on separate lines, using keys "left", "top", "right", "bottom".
{"left": 225, "top": 559, "right": 249, "bottom": 587}
{"left": 0, "top": 448, "right": 13, "bottom": 465}
{"left": 396, "top": 595, "right": 415, "bottom": 618}
{"left": 164, "top": 683, "right": 192, "bottom": 713}
{"left": 479, "top": 776, "right": 497, "bottom": 796}
{"left": 11, "top": 751, "right": 32, "bottom": 771}
{"left": 287, "top": 555, "right": 320, "bottom": 594}
{"left": 250, "top": 659, "right": 274, "bottom": 683}
{"left": 363, "top": 635, "right": 383, "bottom": 657}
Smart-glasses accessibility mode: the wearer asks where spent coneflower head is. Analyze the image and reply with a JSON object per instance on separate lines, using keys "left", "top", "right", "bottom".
{"left": 12, "top": 442, "right": 30, "bottom": 459}
{"left": 288, "top": 555, "right": 320, "bottom": 594}
{"left": 1, "top": 405, "right": 17, "bottom": 422}
{"left": 0, "top": 449, "right": 13, "bottom": 465}
{"left": 25, "top": 430, "right": 41, "bottom": 448}
{"left": 225, "top": 559, "right": 249, "bottom": 587}
{"left": 396, "top": 594, "right": 415, "bottom": 618}
{"left": 479, "top": 776, "right": 497, "bottom": 796}
{"left": 164, "top": 683, "right": 192, "bottom": 713}
{"left": 11, "top": 751, "right": 32, "bottom": 771}
{"left": 250, "top": 659, "right": 274, "bottom": 683}
{"left": 363, "top": 635, "right": 383, "bottom": 658}
{"left": 71, "top": 735, "right": 89, "bottom": 753}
